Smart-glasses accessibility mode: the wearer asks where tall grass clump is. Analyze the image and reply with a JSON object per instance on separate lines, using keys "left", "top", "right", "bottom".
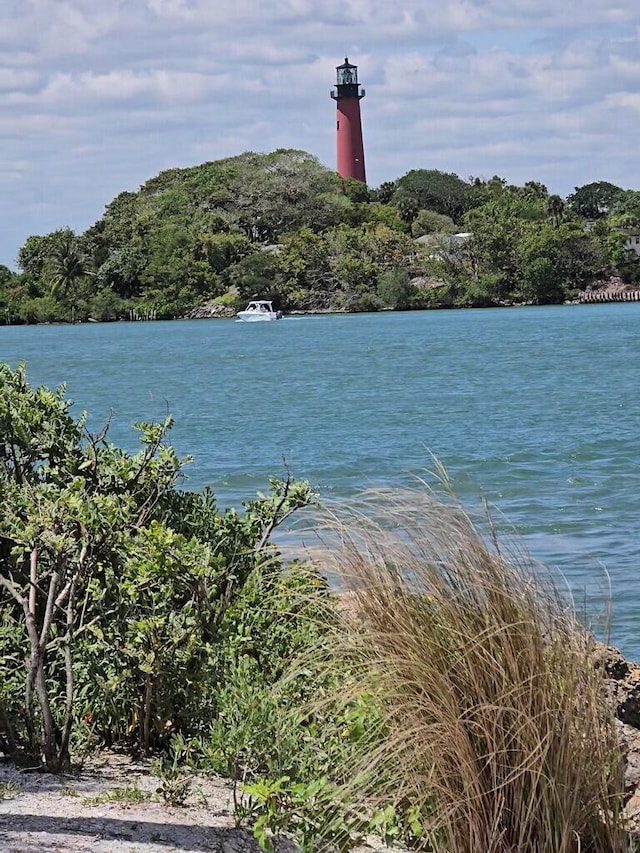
{"left": 308, "top": 488, "right": 627, "bottom": 853}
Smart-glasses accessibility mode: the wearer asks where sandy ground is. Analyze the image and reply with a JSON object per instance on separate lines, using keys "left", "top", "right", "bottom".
{"left": 0, "top": 754, "right": 398, "bottom": 853}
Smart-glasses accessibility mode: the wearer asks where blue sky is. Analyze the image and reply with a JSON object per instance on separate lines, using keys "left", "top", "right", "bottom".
{"left": 1, "top": 0, "right": 640, "bottom": 269}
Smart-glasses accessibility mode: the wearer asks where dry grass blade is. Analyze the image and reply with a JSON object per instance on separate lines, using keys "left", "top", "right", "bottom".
{"left": 304, "top": 487, "right": 627, "bottom": 853}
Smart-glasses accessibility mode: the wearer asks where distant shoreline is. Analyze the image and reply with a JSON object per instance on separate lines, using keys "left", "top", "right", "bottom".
{"left": 4, "top": 292, "right": 640, "bottom": 327}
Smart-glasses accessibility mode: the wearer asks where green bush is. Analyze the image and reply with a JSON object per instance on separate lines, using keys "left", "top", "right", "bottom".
{"left": 0, "top": 363, "right": 317, "bottom": 769}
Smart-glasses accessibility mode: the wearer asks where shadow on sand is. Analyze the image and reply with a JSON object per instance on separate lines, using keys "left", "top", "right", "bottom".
{"left": 0, "top": 811, "right": 299, "bottom": 852}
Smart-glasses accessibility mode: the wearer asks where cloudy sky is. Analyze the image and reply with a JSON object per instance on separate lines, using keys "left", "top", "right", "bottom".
{"left": 1, "top": 0, "right": 640, "bottom": 269}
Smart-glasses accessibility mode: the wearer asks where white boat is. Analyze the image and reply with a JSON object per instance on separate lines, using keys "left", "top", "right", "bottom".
{"left": 236, "top": 300, "right": 283, "bottom": 322}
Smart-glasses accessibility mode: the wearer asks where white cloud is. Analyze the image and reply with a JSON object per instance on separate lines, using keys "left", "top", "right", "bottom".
{"left": 0, "top": 68, "right": 39, "bottom": 91}
{"left": 604, "top": 92, "right": 640, "bottom": 113}
{"left": 5, "top": 69, "right": 219, "bottom": 110}
{"left": 146, "top": 0, "right": 197, "bottom": 18}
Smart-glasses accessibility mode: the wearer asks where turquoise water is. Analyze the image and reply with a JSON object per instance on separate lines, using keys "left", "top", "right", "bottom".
{"left": 1, "top": 304, "right": 639, "bottom": 657}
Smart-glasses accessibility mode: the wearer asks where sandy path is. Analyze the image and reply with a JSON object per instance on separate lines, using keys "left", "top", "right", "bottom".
{"left": 0, "top": 755, "right": 395, "bottom": 853}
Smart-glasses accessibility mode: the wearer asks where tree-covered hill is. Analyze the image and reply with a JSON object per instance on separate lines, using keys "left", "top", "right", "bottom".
{"left": 2, "top": 150, "right": 639, "bottom": 323}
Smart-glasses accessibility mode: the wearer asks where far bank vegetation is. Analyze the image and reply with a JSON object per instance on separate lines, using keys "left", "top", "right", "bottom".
{"left": 1, "top": 152, "right": 639, "bottom": 322}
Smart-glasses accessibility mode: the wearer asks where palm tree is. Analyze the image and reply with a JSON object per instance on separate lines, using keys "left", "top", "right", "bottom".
{"left": 546, "top": 194, "right": 565, "bottom": 229}
{"left": 395, "top": 196, "right": 419, "bottom": 226}
{"left": 376, "top": 180, "right": 397, "bottom": 204}
{"left": 48, "top": 235, "right": 88, "bottom": 321}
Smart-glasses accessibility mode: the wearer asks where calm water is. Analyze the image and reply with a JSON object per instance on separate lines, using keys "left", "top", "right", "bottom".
{"left": 2, "top": 305, "right": 639, "bottom": 656}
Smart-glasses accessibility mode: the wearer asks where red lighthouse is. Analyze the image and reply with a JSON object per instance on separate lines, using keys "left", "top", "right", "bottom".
{"left": 330, "top": 57, "right": 366, "bottom": 184}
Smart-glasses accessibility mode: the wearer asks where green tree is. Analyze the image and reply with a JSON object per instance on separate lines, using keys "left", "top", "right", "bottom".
{"left": 394, "top": 169, "right": 475, "bottom": 220}
{"left": 567, "top": 181, "right": 624, "bottom": 219}
{"left": 18, "top": 229, "right": 75, "bottom": 281}
{"left": 469, "top": 175, "right": 508, "bottom": 205}
{"left": 87, "top": 191, "right": 140, "bottom": 253}
{"left": 464, "top": 200, "right": 529, "bottom": 301}
{"left": 411, "top": 209, "right": 457, "bottom": 237}
{"left": 361, "top": 202, "right": 405, "bottom": 232}
{"left": 195, "top": 232, "right": 253, "bottom": 273}
{"left": 377, "top": 268, "right": 414, "bottom": 309}
{"left": 324, "top": 224, "right": 407, "bottom": 311}
{"left": 546, "top": 195, "right": 565, "bottom": 229}
{"left": 374, "top": 180, "right": 397, "bottom": 204}
{"left": 95, "top": 248, "right": 143, "bottom": 298}
{"left": 0, "top": 265, "right": 16, "bottom": 286}
{"left": 0, "top": 368, "right": 184, "bottom": 768}
{"left": 276, "top": 228, "right": 335, "bottom": 309}
{"left": 139, "top": 224, "right": 220, "bottom": 305}
{"left": 521, "top": 180, "right": 549, "bottom": 200}
{"left": 517, "top": 225, "right": 568, "bottom": 303}
{"left": 227, "top": 149, "right": 344, "bottom": 242}
{"left": 517, "top": 222, "right": 607, "bottom": 303}
{"left": 341, "top": 177, "right": 370, "bottom": 203}
{"left": 226, "top": 250, "right": 279, "bottom": 302}
{"left": 395, "top": 197, "right": 419, "bottom": 227}
{"left": 610, "top": 190, "right": 640, "bottom": 225}
{"left": 48, "top": 234, "right": 89, "bottom": 299}
{"left": 0, "top": 364, "right": 316, "bottom": 768}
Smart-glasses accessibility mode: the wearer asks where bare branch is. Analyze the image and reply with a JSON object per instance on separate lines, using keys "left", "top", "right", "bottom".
{"left": 256, "top": 462, "right": 294, "bottom": 552}
{"left": 58, "top": 572, "right": 78, "bottom": 769}
{"left": 38, "top": 569, "right": 60, "bottom": 651}
{"left": 28, "top": 547, "right": 37, "bottom": 616}
{"left": 84, "top": 412, "right": 113, "bottom": 449}
{"left": 0, "top": 574, "right": 26, "bottom": 607}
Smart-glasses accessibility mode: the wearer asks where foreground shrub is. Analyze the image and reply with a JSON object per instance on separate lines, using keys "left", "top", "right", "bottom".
{"left": 0, "top": 362, "right": 316, "bottom": 769}
{"left": 298, "top": 489, "right": 627, "bottom": 853}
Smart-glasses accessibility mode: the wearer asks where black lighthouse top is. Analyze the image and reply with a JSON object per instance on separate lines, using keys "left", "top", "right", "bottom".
{"left": 330, "top": 57, "right": 365, "bottom": 100}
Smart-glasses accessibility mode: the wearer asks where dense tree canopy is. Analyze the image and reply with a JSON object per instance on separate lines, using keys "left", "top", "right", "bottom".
{"left": 392, "top": 169, "right": 478, "bottom": 222}
{"left": 566, "top": 181, "right": 625, "bottom": 219}
{"left": 2, "top": 150, "right": 639, "bottom": 322}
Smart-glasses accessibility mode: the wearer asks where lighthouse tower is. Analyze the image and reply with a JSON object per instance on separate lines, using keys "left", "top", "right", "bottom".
{"left": 330, "top": 57, "right": 366, "bottom": 184}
